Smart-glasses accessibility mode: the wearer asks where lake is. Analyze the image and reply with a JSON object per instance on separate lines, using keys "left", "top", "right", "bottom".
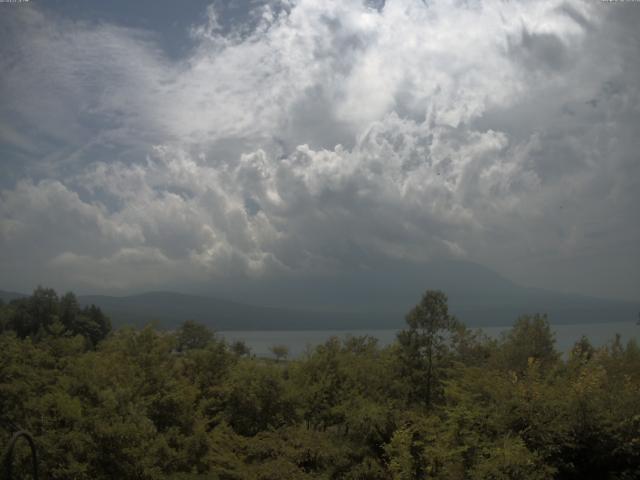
{"left": 219, "top": 321, "right": 640, "bottom": 358}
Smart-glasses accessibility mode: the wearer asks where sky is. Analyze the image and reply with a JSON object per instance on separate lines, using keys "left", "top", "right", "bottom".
{"left": 0, "top": 0, "right": 639, "bottom": 302}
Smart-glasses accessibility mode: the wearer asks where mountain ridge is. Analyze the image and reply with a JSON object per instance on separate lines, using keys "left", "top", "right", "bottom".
{"left": 2, "top": 260, "right": 638, "bottom": 330}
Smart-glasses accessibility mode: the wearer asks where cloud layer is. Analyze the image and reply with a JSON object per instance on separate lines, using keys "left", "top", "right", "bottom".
{"left": 1, "top": 0, "right": 639, "bottom": 300}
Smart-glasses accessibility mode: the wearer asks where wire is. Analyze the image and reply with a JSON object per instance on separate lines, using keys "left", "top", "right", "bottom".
{"left": 2, "top": 430, "right": 39, "bottom": 480}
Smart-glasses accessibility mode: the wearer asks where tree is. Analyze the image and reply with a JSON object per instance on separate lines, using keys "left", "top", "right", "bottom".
{"left": 0, "top": 300, "right": 8, "bottom": 333}
{"left": 6, "top": 287, "right": 59, "bottom": 338}
{"left": 570, "top": 335, "right": 595, "bottom": 362}
{"left": 223, "top": 361, "right": 294, "bottom": 436}
{"left": 76, "top": 304, "right": 111, "bottom": 346}
{"left": 2, "top": 287, "right": 640, "bottom": 479}
{"left": 28, "top": 286, "right": 59, "bottom": 334}
{"left": 398, "top": 290, "right": 457, "bottom": 407}
{"left": 176, "top": 320, "right": 213, "bottom": 351}
{"left": 500, "top": 314, "right": 558, "bottom": 373}
{"left": 59, "top": 292, "right": 80, "bottom": 330}
{"left": 2, "top": 289, "right": 110, "bottom": 346}
{"left": 230, "top": 340, "right": 251, "bottom": 357}
{"left": 470, "top": 436, "right": 556, "bottom": 479}
{"left": 270, "top": 345, "right": 289, "bottom": 362}
{"left": 450, "top": 323, "right": 498, "bottom": 367}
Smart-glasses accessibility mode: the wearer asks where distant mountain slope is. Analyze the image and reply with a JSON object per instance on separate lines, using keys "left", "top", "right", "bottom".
{"left": 77, "top": 289, "right": 639, "bottom": 331}
{"left": 205, "top": 259, "right": 640, "bottom": 328}
{"left": 3, "top": 260, "right": 638, "bottom": 329}
{"left": 77, "top": 292, "right": 374, "bottom": 330}
{"left": 0, "top": 290, "right": 27, "bottom": 303}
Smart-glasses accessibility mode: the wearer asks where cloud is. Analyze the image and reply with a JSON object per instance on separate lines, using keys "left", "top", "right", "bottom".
{"left": 0, "top": 0, "right": 638, "bottom": 299}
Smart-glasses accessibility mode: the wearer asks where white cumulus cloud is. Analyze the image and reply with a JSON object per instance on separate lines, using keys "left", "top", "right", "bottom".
{"left": 0, "top": 0, "right": 638, "bottom": 299}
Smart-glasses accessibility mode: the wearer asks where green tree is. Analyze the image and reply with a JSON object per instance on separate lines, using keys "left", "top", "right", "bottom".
{"left": 6, "top": 286, "right": 59, "bottom": 338}
{"left": 77, "top": 304, "right": 111, "bottom": 346}
{"left": 230, "top": 340, "right": 251, "bottom": 357}
{"left": 176, "top": 320, "right": 213, "bottom": 351}
{"left": 0, "top": 299, "right": 8, "bottom": 333}
{"left": 270, "top": 344, "right": 289, "bottom": 362}
{"left": 59, "top": 291, "right": 81, "bottom": 332}
{"left": 398, "top": 290, "right": 457, "bottom": 407}
{"left": 470, "top": 435, "right": 556, "bottom": 480}
{"left": 222, "top": 361, "right": 295, "bottom": 436}
{"left": 293, "top": 337, "right": 345, "bottom": 431}
{"left": 500, "top": 314, "right": 558, "bottom": 373}
{"left": 570, "top": 335, "right": 596, "bottom": 363}
{"left": 2, "top": 286, "right": 640, "bottom": 479}
{"left": 2, "top": 288, "right": 110, "bottom": 346}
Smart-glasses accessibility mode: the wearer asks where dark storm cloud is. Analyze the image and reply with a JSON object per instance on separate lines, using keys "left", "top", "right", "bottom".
{"left": 509, "top": 28, "right": 571, "bottom": 72}
{"left": 0, "top": 0, "right": 638, "bottom": 300}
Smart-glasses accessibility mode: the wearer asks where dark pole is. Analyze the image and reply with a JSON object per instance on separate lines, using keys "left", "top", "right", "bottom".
{"left": 2, "top": 430, "right": 39, "bottom": 480}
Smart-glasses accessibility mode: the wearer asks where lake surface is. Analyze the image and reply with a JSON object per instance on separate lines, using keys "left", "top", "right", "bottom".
{"left": 219, "top": 321, "right": 640, "bottom": 358}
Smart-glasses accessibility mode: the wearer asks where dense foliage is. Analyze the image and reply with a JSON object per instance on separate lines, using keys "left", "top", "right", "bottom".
{"left": 0, "top": 287, "right": 111, "bottom": 347}
{"left": 1, "top": 289, "right": 639, "bottom": 479}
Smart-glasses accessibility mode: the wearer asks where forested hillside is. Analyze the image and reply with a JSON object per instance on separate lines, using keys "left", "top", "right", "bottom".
{"left": 1, "top": 288, "right": 639, "bottom": 479}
